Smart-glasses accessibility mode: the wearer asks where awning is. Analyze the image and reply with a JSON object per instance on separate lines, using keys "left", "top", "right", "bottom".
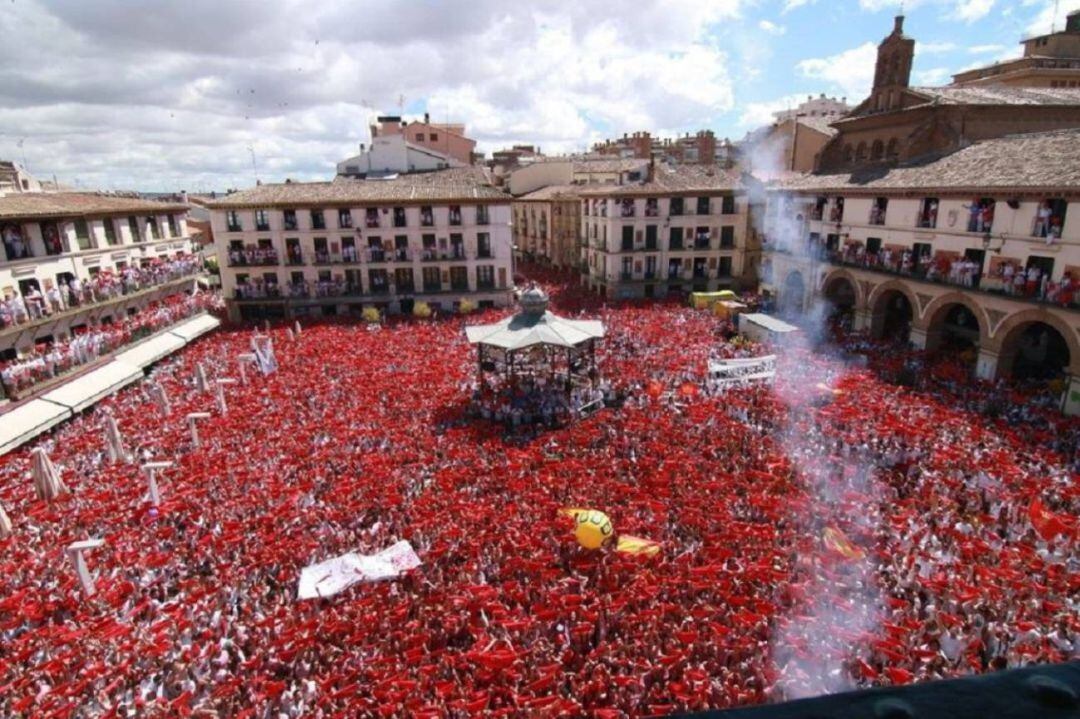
{"left": 114, "top": 332, "right": 186, "bottom": 368}
{"left": 168, "top": 313, "right": 221, "bottom": 342}
{"left": 0, "top": 400, "right": 72, "bottom": 455}
{"left": 465, "top": 311, "right": 604, "bottom": 351}
{"left": 40, "top": 361, "right": 144, "bottom": 413}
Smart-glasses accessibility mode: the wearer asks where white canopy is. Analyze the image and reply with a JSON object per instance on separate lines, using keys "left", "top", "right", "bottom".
{"left": 465, "top": 287, "right": 604, "bottom": 351}
{"left": 466, "top": 311, "right": 604, "bottom": 351}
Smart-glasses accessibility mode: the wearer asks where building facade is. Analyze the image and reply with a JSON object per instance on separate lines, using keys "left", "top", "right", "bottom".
{"left": 772, "top": 94, "right": 850, "bottom": 124}
{"left": 512, "top": 186, "right": 581, "bottom": 269}
{"left": 366, "top": 114, "right": 477, "bottom": 165}
{"left": 951, "top": 10, "right": 1080, "bottom": 89}
{"left": 0, "top": 192, "right": 196, "bottom": 356}
{"left": 580, "top": 164, "right": 757, "bottom": 299}
{"left": 762, "top": 128, "right": 1080, "bottom": 411}
{"left": 208, "top": 169, "right": 514, "bottom": 320}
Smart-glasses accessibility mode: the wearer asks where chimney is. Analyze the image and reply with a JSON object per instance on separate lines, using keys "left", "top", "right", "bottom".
{"left": 894, "top": 15, "right": 904, "bottom": 34}
{"left": 647, "top": 157, "right": 655, "bottom": 183}
{"left": 424, "top": 111, "right": 430, "bottom": 124}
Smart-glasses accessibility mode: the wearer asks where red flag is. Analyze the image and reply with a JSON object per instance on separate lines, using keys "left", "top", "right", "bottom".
{"left": 1029, "top": 499, "right": 1072, "bottom": 540}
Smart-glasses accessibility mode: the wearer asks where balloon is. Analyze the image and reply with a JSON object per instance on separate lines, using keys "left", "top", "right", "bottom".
{"left": 573, "top": 510, "right": 614, "bottom": 550}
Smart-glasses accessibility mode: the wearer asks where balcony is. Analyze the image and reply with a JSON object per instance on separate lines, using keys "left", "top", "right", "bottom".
{"left": 285, "top": 252, "right": 305, "bottom": 266}
{"left": 450, "top": 281, "right": 470, "bottom": 292}
{"left": 477, "top": 280, "right": 496, "bottom": 291}
{"left": 694, "top": 238, "right": 711, "bottom": 250}
{"left": 620, "top": 271, "right": 633, "bottom": 281}
{"left": 226, "top": 224, "right": 243, "bottom": 233}
{"left": 366, "top": 249, "right": 387, "bottom": 263}
{"left": 256, "top": 223, "right": 271, "bottom": 232}
{"left": 423, "top": 282, "right": 443, "bottom": 293}
{"left": 227, "top": 252, "right": 279, "bottom": 267}
{"left": 312, "top": 252, "right": 335, "bottom": 265}
{"left": 477, "top": 249, "right": 493, "bottom": 259}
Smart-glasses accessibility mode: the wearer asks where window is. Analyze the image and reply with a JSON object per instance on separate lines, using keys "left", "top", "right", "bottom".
{"left": 74, "top": 219, "right": 92, "bottom": 250}
{"left": 145, "top": 216, "right": 160, "bottom": 240}
{"left": 645, "top": 255, "right": 657, "bottom": 279}
{"left": 869, "top": 197, "right": 887, "bottom": 225}
{"left": 429, "top": 133, "right": 439, "bottom": 142}
{"left": 450, "top": 266, "right": 469, "bottom": 291}
{"left": 0, "top": 222, "right": 30, "bottom": 259}
{"left": 812, "top": 197, "right": 827, "bottom": 221}
{"left": 855, "top": 142, "right": 868, "bottom": 162}
{"left": 886, "top": 139, "right": 900, "bottom": 160}
{"left": 286, "top": 238, "right": 303, "bottom": 264}
{"left": 395, "top": 267, "right": 415, "bottom": 293}
{"left": 422, "top": 266, "right": 441, "bottom": 292}
{"left": 128, "top": 215, "right": 142, "bottom": 242}
{"left": 583, "top": 200, "right": 590, "bottom": 217}
{"left": 621, "top": 226, "right": 634, "bottom": 251}
{"left": 313, "top": 237, "right": 329, "bottom": 263}
{"left": 645, "top": 198, "right": 659, "bottom": 217}
{"left": 720, "top": 226, "right": 735, "bottom": 249}
{"left": 450, "top": 233, "right": 465, "bottom": 259}
{"left": 621, "top": 256, "right": 633, "bottom": 280}
{"left": 420, "top": 206, "right": 434, "bottom": 226}
{"left": 476, "top": 205, "right": 490, "bottom": 225}
{"left": 871, "top": 140, "right": 884, "bottom": 161}
{"left": 41, "top": 222, "right": 63, "bottom": 255}
{"left": 368, "top": 268, "right": 389, "bottom": 294}
{"left": 365, "top": 208, "right": 380, "bottom": 229}
{"left": 255, "top": 209, "right": 270, "bottom": 231}
{"left": 449, "top": 205, "right": 462, "bottom": 226}
{"left": 718, "top": 256, "right": 733, "bottom": 277}
{"left": 367, "top": 236, "right": 385, "bottom": 262}
{"left": 696, "top": 197, "right": 710, "bottom": 215}
{"left": 620, "top": 198, "right": 635, "bottom": 218}
{"left": 477, "top": 232, "right": 492, "bottom": 259}
{"left": 645, "top": 225, "right": 657, "bottom": 250}
{"left": 669, "top": 226, "right": 684, "bottom": 250}
{"left": 669, "top": 197, "right": 684, "bottom": 216}
{"left": 415, "top": 133, "right": 425, "bottom": 142}
{"left": 694, "top": 227, "right": 710, "bottom": 249}
{"left": 283, "top": 209, "right": 298, "bottom": 231}
{"left": 103, "top": 218, "right": 119, "bottom": 246}
{"left": 167, "top": 215, "right": 179, "bottom": 237}
{"left": 966, "top": 198, "right": 995, "bottom": 233}
{"left": 721, "top": 195, "right": 736, "bottom": 215}
{"left": 311, "top": 209, "right": 326, "bottom": 230}
{"left": 421, "top": 234, "right": 437, "bottom": 260}
{"left": 393, "top": 207, "right": 407, "bottom": 228}
{"left": 918, "top": 198, "right": 939, "bottom": 229}
{"left": 342, "top": 237, "right": 357, "bottom": 262}
{"left": 394, "top": 235, "right": 409, "bottom": 261}
{"left": 1034, "top": 198, "right": 1068, "bottom": 240}
{"left": 830, "top": 197, "right": 845, "bottom": 223}
{"left": 338, "top": 208, "right": 353, "bottom": 228}
{"left": 226, "top": 211, "right": 242, "bottom": 232}
{"left": 476, "top": 265, "right": 495, "bottom": 290}
{"left": 866, "top": 237, "right": 882, "bottom": 255}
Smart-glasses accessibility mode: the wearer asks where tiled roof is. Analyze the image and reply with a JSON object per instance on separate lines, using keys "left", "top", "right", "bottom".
{"left": 578, "top": 164, "right": 744, "bottom": 196}
{"left": 796, "top": 115, "right": 839, "bottom": 137}
{"left": 571, "top": 159, "right": 651, "bottom": 174}
{"left": 205, "top": 167, "right": 509, "bottom": 208}
{"left": 910, "top": 86, "right": 1080, "bottom": 107}
{"left": 516, "top": 184, "right": 583, "bottom": 201}
{"left": 0, "top": 192, "right": 188, "bottom": 220}
{"left": 775, "top": 129, "right": 1080, "bottom": 193}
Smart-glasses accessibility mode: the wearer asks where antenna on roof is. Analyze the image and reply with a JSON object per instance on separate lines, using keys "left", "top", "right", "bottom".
{"left": 248, "top": 145, "right": 258, "bottom": 186}
{"left": 1052, "top": 0, "right": 1060, "bottom": 32}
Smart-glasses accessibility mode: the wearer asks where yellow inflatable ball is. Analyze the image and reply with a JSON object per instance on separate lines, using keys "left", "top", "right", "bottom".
{"left": 574, "top": 510, "right": 615, "bottom": 550}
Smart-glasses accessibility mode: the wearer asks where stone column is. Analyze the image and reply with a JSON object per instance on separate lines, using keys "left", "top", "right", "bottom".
{"left": 909, "top": 327, "right": 928, "bottom": 350}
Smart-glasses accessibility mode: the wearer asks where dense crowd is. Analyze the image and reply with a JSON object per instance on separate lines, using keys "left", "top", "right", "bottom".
{"left": 0, "top": 255, "right": 202, "bottom": 328}
{"left": 0, "top": 268, "right": 1075, "bottom": 717}
{"left": 0, "top": 292, "right": 221, "bottom": 397}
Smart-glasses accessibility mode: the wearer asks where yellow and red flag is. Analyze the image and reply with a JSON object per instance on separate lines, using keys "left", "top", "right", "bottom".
{"left": 615, "top": 534, "right": 661, "bottom": 557}
{"left": 823, "top": 526, "right": 865, "bottom": 560}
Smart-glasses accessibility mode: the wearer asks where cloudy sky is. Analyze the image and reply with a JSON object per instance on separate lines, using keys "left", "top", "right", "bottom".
{"left": 0, "top": 0, "right": 1075, "bottom": 191}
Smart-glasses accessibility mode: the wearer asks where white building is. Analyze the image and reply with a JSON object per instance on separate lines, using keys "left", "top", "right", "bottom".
{"left": 580, "top": 163, "right": 759, "bottom": 299}
{"left": 207, "top": 168, "right": 515, "bottom": 320}
{"left": 0, "top": 191, "right": 197, "bottom": 358}
{"left": 772, "top": 94, "right": 850, "bottom": 124}
{"left": 336, "top": 133, "right": 464, "bottom": 178}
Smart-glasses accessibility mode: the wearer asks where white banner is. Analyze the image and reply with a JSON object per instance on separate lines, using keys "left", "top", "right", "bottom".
{"left": 297, "top": 540, "right": 421, "bottom": 600}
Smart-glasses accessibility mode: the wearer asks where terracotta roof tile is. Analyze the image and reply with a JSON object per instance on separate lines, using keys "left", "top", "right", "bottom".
{"left": 0, "top": 192, "right": 188, "bottom": 220}
{"left": 776, "top": 129, "right": 1080, "bottom": 193}
{"left": 205, "top": 167, "right": 509, "bottom": 208}
{"left": 578, "top": 163, "right": 744, "bottom": 197}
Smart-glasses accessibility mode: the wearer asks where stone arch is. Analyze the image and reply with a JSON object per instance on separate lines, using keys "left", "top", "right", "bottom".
{"left": 820, "top": 268, "right": 865, "bottom": 308}
{"left": 781, "top": 270, "right": 806, "bottom": 315}
{"left": 991, "top": 308, "right": 1080, "bottom": 377}
{"left": 855, "top": 142, "right": 868, "bottom": 162}
{"left": 867, "top": 280, "right": 920, "bottom": 341}
{"left": 843, "top": 144, "right": 854, "bottom": 164}
{"left": 821, "top": 271, "right": 859, "bottom": 326}
{"left": 886, "top": 138, "right": 899, "bottom": 160}
{"left": 871, "top": 139, "right": 884, "bottom": 161}
{"left": 921, "top": 292, "right": 990, "bottom": 354}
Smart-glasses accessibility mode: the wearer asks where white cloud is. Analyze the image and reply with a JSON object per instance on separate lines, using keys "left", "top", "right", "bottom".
{"left": 1025, "top": 0, "right": 1080, "bottom": 35}
{"left": 759, "top": 19, "right": 787, "bottom": 35}
{"left": 949, "top": 0, "right": 995, "bottom": 22}
{"left": 967, "top": 43, "right": 1008, "bottom": 53}
{"left": 782, "top": 0, "right": 815, "bottom": 12}
{"left": 914, "top": 67, "right": 951, "bottom": 85}
{"left": 0, "top": 0, "right": 749, "bottom": 190}
{"left": 737, "top": 93, "right": 808, "bottom": 128}
{"left": 918, "top": 42, "right": 958, "bottom": 54}
{"left": 796, "top": 42, "right": 878, "bottom": 101}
